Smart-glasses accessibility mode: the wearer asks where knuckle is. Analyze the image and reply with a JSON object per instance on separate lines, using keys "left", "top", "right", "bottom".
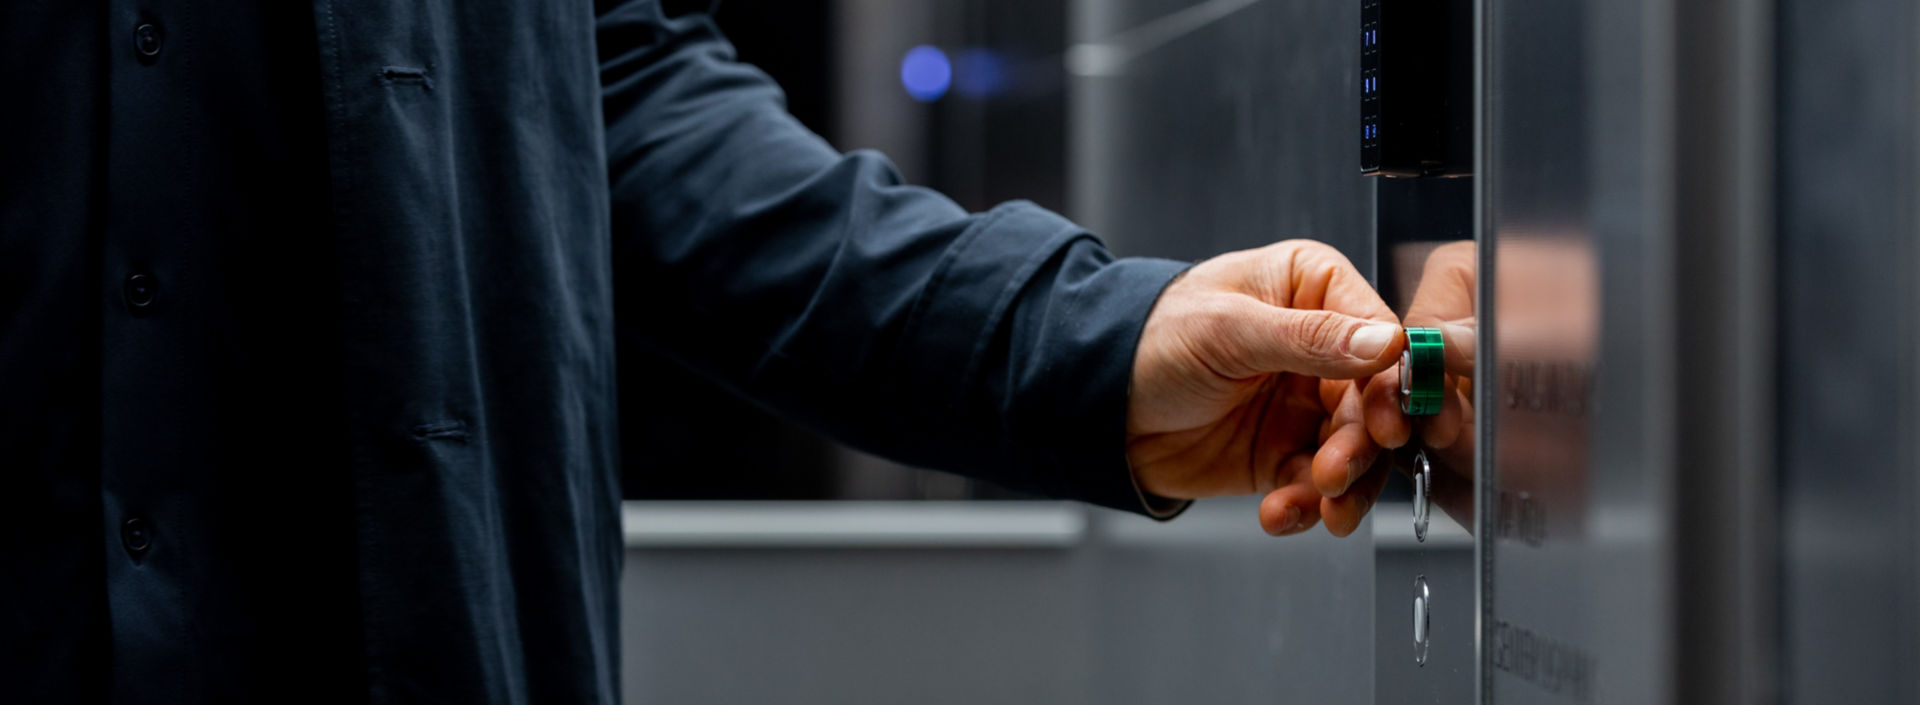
{"left": 1278, "top": 239, "right": 1346, "bottom": 266}
{"left": 1291, "top": 309, "right": 1348, "bottom": 350}
{"left": 1273, "top": 238, "right": 1321, "bottom": 254}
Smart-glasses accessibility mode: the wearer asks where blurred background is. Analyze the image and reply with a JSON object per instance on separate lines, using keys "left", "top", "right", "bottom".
{"left": 616, "top": 1, "right": 1422, "bottom": 704}
{"left": 627, "top": 0, "right": 1075, "bottom": 503}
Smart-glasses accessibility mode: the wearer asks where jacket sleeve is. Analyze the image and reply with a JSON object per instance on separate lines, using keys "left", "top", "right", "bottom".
{"left": 598, "top": 2, "right": 1190, "bottom": 517}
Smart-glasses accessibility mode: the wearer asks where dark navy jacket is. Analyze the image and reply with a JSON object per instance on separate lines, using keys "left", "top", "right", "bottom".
{"left": 1, "top": 1, "right": 1186, "bottom": 702}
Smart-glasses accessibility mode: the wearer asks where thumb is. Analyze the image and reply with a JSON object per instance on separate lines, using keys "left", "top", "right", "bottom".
{"left": 1223, "top": 305, "right": 1403, "bottom": 380}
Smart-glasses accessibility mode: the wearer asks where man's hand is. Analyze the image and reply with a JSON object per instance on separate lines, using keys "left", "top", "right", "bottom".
{"left": 1126, "top": 240, "right": 1403, "bottom": 537}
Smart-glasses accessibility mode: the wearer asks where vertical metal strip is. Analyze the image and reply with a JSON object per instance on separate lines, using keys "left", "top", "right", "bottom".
{"left": 1670, "top": 0, "right": 1778, "bottom": 700}
{"left": 1472, "top": 0, "right": 1492, "bottom": 703}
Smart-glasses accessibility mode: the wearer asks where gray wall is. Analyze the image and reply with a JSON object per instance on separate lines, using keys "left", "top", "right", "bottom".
{"left": 619, "top": 500, "right": 1373, "bottom": 704}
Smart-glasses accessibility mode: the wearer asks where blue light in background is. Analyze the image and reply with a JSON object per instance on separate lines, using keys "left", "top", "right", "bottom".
{"left": 954, "top": 48, "right": 1007, "bottom": 98}
{"left": 900, "top": 45, "right": 951, "bottom": 102}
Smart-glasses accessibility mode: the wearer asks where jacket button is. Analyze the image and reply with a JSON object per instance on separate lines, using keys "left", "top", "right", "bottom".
{"left": 134, "top": 23, "right": 163, "bottom": 60}
{"left": 121, "top": 516, "right": 153, "bottom": 555}
{"left": 124, "top": 272, "right": 157, "bottom": 313}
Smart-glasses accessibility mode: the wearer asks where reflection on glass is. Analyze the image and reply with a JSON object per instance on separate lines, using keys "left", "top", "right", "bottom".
{"left": 1387, "top": 240, "right": 1477, "bottom": 532}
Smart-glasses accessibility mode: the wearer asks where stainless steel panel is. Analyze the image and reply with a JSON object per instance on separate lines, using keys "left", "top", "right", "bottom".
{"left": 1483, "top": 0, "right": 1677, "bottom": 702}
{"left": 1364, "top": 0, "right": 1479, "bottom": 695}
{"left": 1373, "top": 219, "right": 1477, "bottom": 704}
{"left": 1376, "top": 504, "right": 1475, "bottom": 704}
{"left": 1484, "top": 0, "right": 1828, "bottom": 700}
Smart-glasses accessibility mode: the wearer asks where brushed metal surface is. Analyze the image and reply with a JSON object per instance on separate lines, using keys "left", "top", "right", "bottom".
{"left": 1373, "top": 229, "right": 1476, "bottom": 703}
{"left": 1482, "top": 0, "right": 1676, "bottom": 702}
{"left": 1481, "top": 0, "right": 1810, "bottom": 700}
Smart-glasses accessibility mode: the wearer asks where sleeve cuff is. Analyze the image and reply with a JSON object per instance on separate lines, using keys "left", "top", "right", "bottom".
{"left": 1008, "top": 242, "right": 1195, "bottom": 519}
{"left": 1127, "top": 460, "right": 1194, "bottom": 521}
{"left": 903, "top": 201, "right": 1193, "bottom": 520}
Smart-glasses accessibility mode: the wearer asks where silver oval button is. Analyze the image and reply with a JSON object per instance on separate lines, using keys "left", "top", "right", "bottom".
{"left": 1412, "top": 450, "right": 1432, "bottom": 543}
{"left": 1413, "top": 574, "right": 1432, "bottom": 666}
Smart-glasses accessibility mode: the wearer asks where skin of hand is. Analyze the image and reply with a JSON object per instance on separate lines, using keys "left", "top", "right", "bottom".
{"left": 1126, "top": 240, "right": 1405, "bottom": 537}
{"left": 1351, "top": 241, "right": 1478, "bottom": 528}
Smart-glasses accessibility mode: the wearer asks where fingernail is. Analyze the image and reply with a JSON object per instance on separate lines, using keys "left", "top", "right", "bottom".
{"left": 1348, "top": 323, "right": 1399, "bottom": 360}
{"left": 1280, "top": 506, "right": 1301, "bottom": 532}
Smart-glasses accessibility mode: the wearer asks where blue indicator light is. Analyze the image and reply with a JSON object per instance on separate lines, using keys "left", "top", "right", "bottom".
{"left": 900, "top": 46, "right": 952, "bottom": 102}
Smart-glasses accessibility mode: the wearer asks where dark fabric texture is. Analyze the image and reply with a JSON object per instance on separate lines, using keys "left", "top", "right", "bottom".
{"left": 1, "top": 0, "right": 1189, "bottom": 702}
{"left": 2, "top": 0, "right": 361, "bottom": 702}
